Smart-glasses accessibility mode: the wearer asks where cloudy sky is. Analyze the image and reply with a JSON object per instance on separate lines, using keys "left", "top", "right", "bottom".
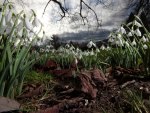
{"left": 11, "top": 0, "right": 137, "bottom": 41}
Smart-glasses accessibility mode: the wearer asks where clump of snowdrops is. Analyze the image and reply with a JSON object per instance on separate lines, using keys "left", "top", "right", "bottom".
{"left": 0, "top": 1, "right": 44, "bottom": 98}
{"left": 38, "top": 42, "right": 110, "bottom": 70}
{"left": 108, "top": 15, "right": 150, "bottom": 74}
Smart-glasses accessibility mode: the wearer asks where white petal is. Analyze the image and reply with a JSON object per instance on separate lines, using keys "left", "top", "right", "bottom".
{"left": 32, "top": 16, "right": 39, "bottom": 27}
{"left": 6, "top": 11, "right": 12, "bottom": 23}
{"left": 141, "top": 36, "right": 147, "bottom": 42}
{"left": 117, "top": 34, "right": 122, "bottom": 39}
{"left": 2, "top": 17, "right": 6, "bottom": 27}
{"left": 131, "top": 39, "right": 136, "bottom": 46}
{"left": 143, "top": 44, "right": 148, "bottom": 49}
{"left": 25, "top": 17, "right": 33, "bottom": 30}
{"left": 108, "top": 38, "right": 114, "bottom": 43}
{"left": 125, "top": 41, "right": 129, "bottom": 47}
{"left": 18, "top": 29, "right": 23, "bottom": 37}
{"left": 135, "top": 29, "right": 141, "bottom": 37}
{"left": 127, "top": 32, "right": 133, "bottom": 37}
{"left": 100, "top": 45, "right": 105, "bottom": 50}
{"left": 87, "top": 41, "right": 94, "bottom": 48}
{"left": 14, "top": 38, "right": 20, "bottom": 46}
{"left": 134, "top": 20, "right": 142, "bottom": 27}
{"left": 120, "top": 27, "right": 126, "bottom": 34}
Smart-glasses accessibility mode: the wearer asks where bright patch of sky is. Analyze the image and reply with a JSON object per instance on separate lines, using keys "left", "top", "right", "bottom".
{"left": 10, "top": 0, "right": 137, "bottom": 40}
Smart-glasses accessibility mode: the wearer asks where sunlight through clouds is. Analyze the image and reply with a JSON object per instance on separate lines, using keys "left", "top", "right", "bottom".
{"left": 12, "top": 0, "right": 138, "bottom": 41}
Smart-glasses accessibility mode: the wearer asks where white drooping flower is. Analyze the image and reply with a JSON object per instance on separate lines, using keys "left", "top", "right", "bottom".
{"left": 18, "top": 29, "right": 23, "bottom": 37}
{"left": 2, "top": 17, "right": 6, "bottom": 27}
{"left": 141, "top": 36, "right": 147, "bottom": 42}
{"left": 117, "top": 34, "right": 122, "bottom": 39}
{"left": 89, "top": 50, "right": 94, "bottom": 55}
{"left": 116, "top": 35, "right": 124, "bottom": 46}
{"left": 106, "top": 46, "right": 110, "bottom": 50}
{"left": 100, "top": 44, "right": 105, "bottom": 50}
{"left": 134, "top": 20, "right": 142, "bottom": 27}
{"left": 5, "top": 10, "right": 12, "bottom": 23}
{"left": 125, "top": 41, "right": 129, "bottom": 47}
{"left": 65, "top": 44, "right": 70, "bottom": 48}
{"left": 143, "top": 44, "right": 148, "bottom": 49}
{"left": 32, "top": 16, "right": 39, "bottom": 27}
{"left": 87, "top": 41, "right": 96, "bottom": 48}
{"left": 116, "top": 39, "right": 124, "bottom": 47}
{"left": 127, "top": 32, "right": 133, "bottom": 37}
{"left": 135, "top": 29, "right": 141, "bottom": 37}
{"left": 131, "top": 39, "right": 136, "bottom": 46}
{"left": 120, "top": 26, "right": 126, "bottom": 34}
{"left": 96, "top": 48, "right": 100, "bottom": 52}
{"left": 14, "top": 38, "right": 20, "bottom": 46}
{"left": 25, "top": 17, "right": 33, "bottom": 30}
{"left": 108, "top": 37, "right": 114, "bottom": 43}
{"left": 78, "top": 53, "right": 82, "bottom": 59}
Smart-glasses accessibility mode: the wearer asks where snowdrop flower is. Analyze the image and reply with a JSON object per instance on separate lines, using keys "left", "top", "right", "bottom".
{"left": 83, "top": 51, "right": 90, "bottom": 56}
{"left": 65, "top": 44, "right": 70, "bottom": 48}
{"left": 45, "top": 49, "right": 50, "bottom": 53}
{"left": 32, "top": 16, "right": 39, "bottom": 27}
{"left": 5, "top": 10, "right": 12, "bottom": 23}
{"left": 2, "top": 17, "right": 6, "bottom": 27}
{"left": 120, "top": 26, "right": 126, "bottom": 34}
{"left": 76, "top": 48, "right": 81, "bottom": 53}
{"left": 116, "top": 37, "right": 124, "bottom": 46}
{"left": 141, "top": 36, "right": 147, "bottom": 42}
{"left": 40, "top": 48, "right": 45, "bottom": 53}
{"left": 143, "top": 44, "right": 148, "bottom": 49}
{"left": 14, "top": 38, "right": 20, "bottom": 46}
{"left": 127, "top": 32, "right": 133, "bottom": 37}
{"left": 131, "top": 39, "right": 136, "bottom": 46}
{"left": 96, "top": 48, "right": 100, "bottom": 52}
{"left": 135, "top": 29, "right": 141, "bottom": 37}
{"left": 25, "top": 17, "right": 33, "bottom": 30}
{"left": 108, "top": 38, "right": 114, "bottom": 43}
{"left": 100, "top": 44, "right": 105, "bottom": 50}
{"left": 87, "top": 41, "right": 96, "bottom": 48}
{"left": 78, "top": 53, "right": 82, "bottom": 59}
{"left": 18, "top": 29, "right": 23, "bottom": 37}
{"left": 106, "top": 46, "right": 110, "bottom": 50}
{"left": 117, "top": 34, "right": 122, "bottom": 39}
{"left": 89, "top": 50, "right": 94, "bottom": 55}
{"left": 125, "top": 41, "right": 129, "bottom": 47}
{"left": 70, "top": 45, "right": 75, "bottom": 50}
{"left": 74, "top": 57, "right": 78, "bottom": 65}
{"left": 134, "top": 20, "right": 142, "bottom": 27}
{"left": 116, "top": 40, "right": 124, "bottom": 47}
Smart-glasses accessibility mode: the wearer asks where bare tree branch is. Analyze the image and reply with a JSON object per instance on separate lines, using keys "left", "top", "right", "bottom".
{"left": 43, "top": 0, "right": 102, "bottom": 27}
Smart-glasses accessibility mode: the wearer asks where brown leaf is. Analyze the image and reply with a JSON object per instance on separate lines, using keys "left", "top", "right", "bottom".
{"left": 45, "top": 60, "right": 57, "bottom": 69}
{"left": 0, "top": 96, "right": 20, "bottom": 112}
{"left": 79, "top": 71, "right": 97, "bottom": 98}
{"left": 91, "top": 69, "right": 107, "bottom": 84}
{"left": 32, "top": 97, "right": 83, "bottom": 113}
{"left": 18, "top": 84, "right": 45, "bottom": 98}
{"left": 50, "top": 69, "right": 73, "bottom": 77}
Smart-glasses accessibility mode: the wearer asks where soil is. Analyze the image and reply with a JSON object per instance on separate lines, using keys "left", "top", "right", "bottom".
{"left": 16, "top": 61, "right": 150, "bottom": 113}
